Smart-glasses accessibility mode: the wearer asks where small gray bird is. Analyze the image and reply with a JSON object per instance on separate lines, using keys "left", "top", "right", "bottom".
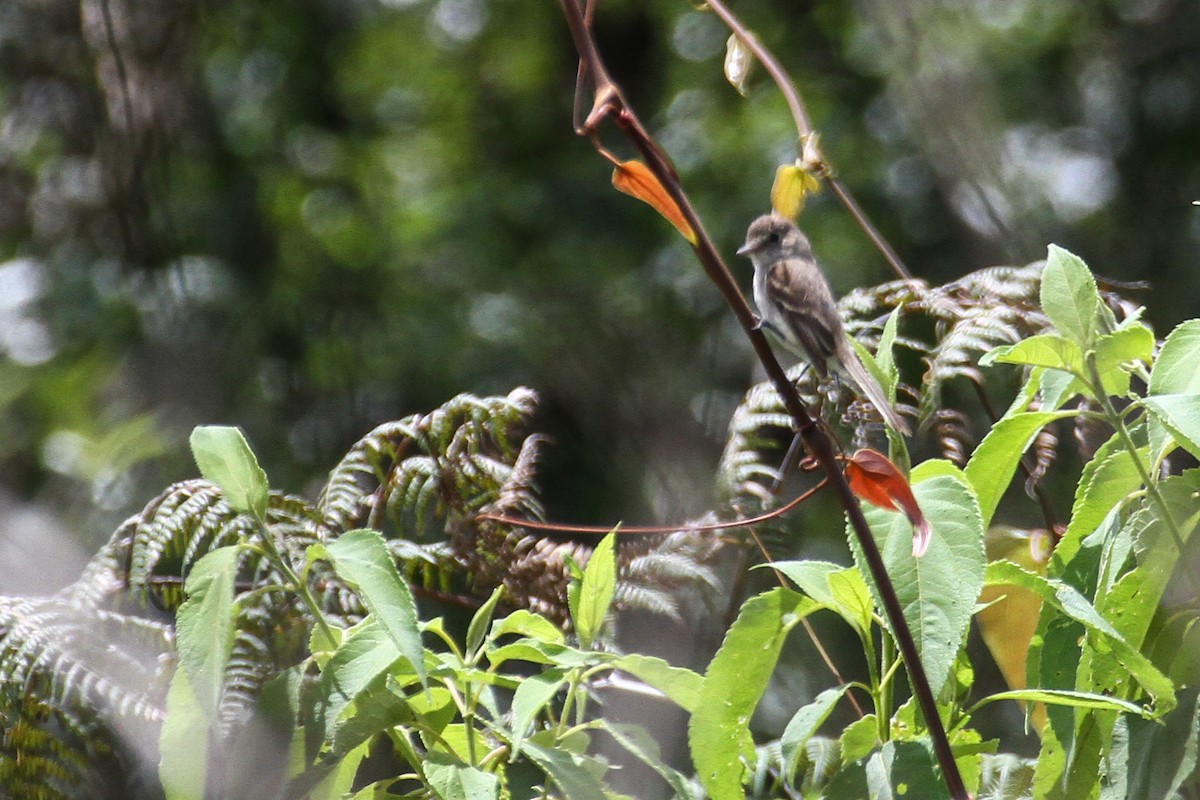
{"left": 737, "top": 214, "right": 909, "bottom": 435}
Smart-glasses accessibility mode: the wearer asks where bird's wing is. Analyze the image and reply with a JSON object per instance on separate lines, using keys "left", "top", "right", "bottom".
{"left": 766, "top": 260, "right": 841, "bottom": 373}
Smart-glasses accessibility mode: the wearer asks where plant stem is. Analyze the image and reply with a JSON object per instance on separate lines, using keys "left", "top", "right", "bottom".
{"left": 704, "top": 0, "right": 912, "bottom": 280}
{"left": 1087, "top": 358, "right": 1200, "bottom": 598}
{"left": 251, "top": 516, "right": 339, "bottom": 647}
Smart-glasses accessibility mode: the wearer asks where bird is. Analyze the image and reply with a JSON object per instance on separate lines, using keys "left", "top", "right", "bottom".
{"left": 737, "top": 213, "right": 909, "bottom": 435}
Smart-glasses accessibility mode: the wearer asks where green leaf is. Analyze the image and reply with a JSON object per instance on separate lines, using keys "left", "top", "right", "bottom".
{"left": 509, "top": 668, "right": 568, "bottom": 758}
{"left": 315, "top": 529, "right": 426, "bottom": 686}
{"left": 1093, "top": 324, "right": 1154, "bottom": 396}
{"left": 876, "top": 307, "right": 902, "bottom": 393}
{"left": 312, "top": 619, "right": 401, "bottom": 746}
{"left": 465, "top": 587, "right": 504, "bottom": 660}
{"left": 523, "top": 733, "right": 608, "bottom": 800}
{"left": 770, "top": 560, "right": 873, "bottom": 637}
{"left": 423, "top": 752, "right": 501, "bottom": 800}
{"left": 1042, "top": 245, "right": 1101, "bottom": 349}
{"left": 175, "top": 545, "right": 240, "bottom": 720}
{"left": 688, "top": 588, "right": 818, "bottom": 800}
{"left": 490, "top": 609, "right": 564, "bottom": 645}
{"left": 1125, "top": 687, "right": 1200, "bottom": 800}
{"left": 1061, "top": 436, "right": 1145, "bottom": 548}
{"left": 159, "top": 668, "right": 208, "bottom": 800}
{"left": 839, "top": 714, "right": 880, "bottom": 763}
{"left": 569, "top": 530, "right": 616, "bottom": 649}
{"left": 189, "top": 425, "right": 269, "bottom": 519}
{"left": 487, "top": 638, "right": 591, "bottom": 669}
{"left": 1042, "top": 368, "right": 1085, "bottom": 411}
{"left": 308, "top": 739, "right": 370, "bottom": 800}
{"left": 980, "top": 334, "right": 1083, "bottom": 375}
{"left": 609, "top": 652, "right": 703, "bottom": 713}
{"left": 986, "top": 561, "right": 1174, "bottom": 713}
{"left": 877, "top": 741, "right": 949, "bottom": 800}
{"left": 602, "top": 722, "right": 700, "bottom": 800}
{"left": 846, "top": 334, "right": 896, "bottom": 404}
{"left": 1150, "top": 319, "right": 1200, "bottom": 396}
{"left": 965, "top": 411, "right": 1076, "bottom": 527}
{"left": 851, "top": 466, "right": 986, "bottom": 693}
{"left": 1141, "top": 394, "right": 1200, "bottom": 460}
{"left": 780, "top": 685, "right": 851, "bottom": 778}
{"left": 971, "top": 688, "right": 1144, "bottom": 715}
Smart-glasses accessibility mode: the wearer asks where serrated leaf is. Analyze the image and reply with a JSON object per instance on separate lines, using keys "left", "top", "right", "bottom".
{"left": 780, "top": 685, "right": 850, "bottom": 777}
{"left": 176, "top": 545, "right": 240, "bottom": 720}
{"left": 611, "top": 160, "right": 697, "bottom": 244}
{"left": 1093, "top": 324, "right": 1154, "bottom": 396}
{"left": 981, "top": 334, "right": 1084, "bottom": 375}
{"left": 1150, "top": 319, "right": 1200, "bottom": 396}
{"left": 689, "top": 588, "right": 818, "bottom": 800}
{"left": 1141, "top": 394, "right": 1200, "bottom": 460}
{"left": 610, "top": 652, "right": 703, "bottom": 713}
{"left": 189, "top": 425, "right": 269, "bottom": 519}
{"left": 523, "top": 733, "right": 608, "bottom": 800}
{"left": 489, "top": 609, "right": 564, "bottom": 645}
{"left": 317, "top": 529, "right": 426, "bottom": 686}
{"left": 851, "top": 466, "right": 985, "bottom": 693}
{"left": 510, "top": 668, "right": 568, "bottom": 759}
{"left": 838, "top": 714, "right": 880, "bottom": 763}
{"left": 311, "top": 619, "right": 402, "bottom": 746}
{"left": 973, "top": 688, "right": 1143, "bottom": 715}
{"left": 965, "top": 411, "right": 1077, "bottom": 527}
{"left": 987, "top": 561, "right": 1174, "bottom": 714}
{"left": 1063, "top": 439, "right": 1144, "bottom": 545}
{"left": 1042, "top": 245, "right": 1101, "bottom": 349}
{"left": 423, "top": 753, "right": 501, "bottom": 800}
{"left": 770, "top": 560, "right": 873, "bottom": 637}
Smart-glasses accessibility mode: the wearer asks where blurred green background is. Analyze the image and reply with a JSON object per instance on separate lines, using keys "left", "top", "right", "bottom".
{"left": 2, "top": 0, "right": 1199, "bottom": 595}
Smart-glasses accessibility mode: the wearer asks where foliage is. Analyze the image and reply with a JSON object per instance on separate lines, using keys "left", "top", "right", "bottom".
{"left": 3, "top": 2, "right": 1200, "bottom": 799}
{"left": 2, "top": 249, "right": 1199, "bottom": 799}
{"left": 0, "top": 390, "right": 722, "bottom": 798}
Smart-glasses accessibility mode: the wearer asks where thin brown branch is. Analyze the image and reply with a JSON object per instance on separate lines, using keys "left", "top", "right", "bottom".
{"left": 554, "top": 1, "right": 966, "bottom": 796}
{"left": 705, "top": 0, "right": 913, "bottom": 281}
{"left": 478, "top": 478, "right": 827, "bottom": 536}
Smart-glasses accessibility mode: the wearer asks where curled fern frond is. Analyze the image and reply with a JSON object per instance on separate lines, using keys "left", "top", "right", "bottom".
{"left": 1024, "top": 424, "right": 1059, "bottom": 498}
{"left": 931, "top": 407, "right": 973, "bottom": 466}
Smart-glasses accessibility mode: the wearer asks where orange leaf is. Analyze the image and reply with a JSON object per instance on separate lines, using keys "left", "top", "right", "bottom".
{"left": 845, "top": 449, "right": 932, "bottom": 557}
{"left": 612, "top": 160, "right": 697, "bottom": 244}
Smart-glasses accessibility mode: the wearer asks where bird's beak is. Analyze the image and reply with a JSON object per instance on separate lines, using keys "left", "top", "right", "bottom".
{"left": 736, "top": 241, "right": 753, "bottom": 257}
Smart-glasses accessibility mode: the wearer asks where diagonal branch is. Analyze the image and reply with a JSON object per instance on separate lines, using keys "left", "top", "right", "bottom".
{"left": 553, "top": 1, "right": 966, "bottom": 797}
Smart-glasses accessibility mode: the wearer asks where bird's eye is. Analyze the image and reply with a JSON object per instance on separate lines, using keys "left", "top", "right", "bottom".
{"left": 766, "top": 231, "right": 780, "bottom": 244}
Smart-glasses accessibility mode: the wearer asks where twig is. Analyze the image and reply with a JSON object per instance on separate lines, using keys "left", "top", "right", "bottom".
{"left": 553, "top": 1, "right": 966, "bottom": 796}
{"left": 478, "top": 478, "right": 826, "bottom": 535}
{"left": 705, "top": 0, "right": 913, "bottom": 280}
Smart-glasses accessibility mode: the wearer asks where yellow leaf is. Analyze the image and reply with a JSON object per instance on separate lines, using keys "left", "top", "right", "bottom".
{"left": 770, "top": 164, "right": 821, "bottom": 220}
{"left": 612, "top": 160, "right": 697, "bottom": 244}
{"left": 978, "top": 526, "right": 1054, "bottom": 735}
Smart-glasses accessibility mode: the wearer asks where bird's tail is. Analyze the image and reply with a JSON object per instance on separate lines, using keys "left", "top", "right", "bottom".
{"left": 837, "top": 341, "right": 910, "bottom": 435}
